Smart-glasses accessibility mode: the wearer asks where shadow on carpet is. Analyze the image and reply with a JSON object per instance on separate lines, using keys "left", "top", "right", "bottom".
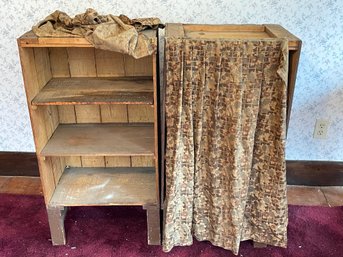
{"left": 0, "top": 194, "right": 342, "bottom": 257}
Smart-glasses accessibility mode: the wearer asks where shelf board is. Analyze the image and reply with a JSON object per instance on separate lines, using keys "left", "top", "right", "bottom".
{"left": 32, "top": 77, "right": 154, "bottom": 105}
{"left": 18, "top": 30, "right": 157, "bottom": 48}
{"left": 49, "top": 167, "right": 156, "bottom": 206}
{"left": 40, "top": 124, "right": 154, "bottom": 157}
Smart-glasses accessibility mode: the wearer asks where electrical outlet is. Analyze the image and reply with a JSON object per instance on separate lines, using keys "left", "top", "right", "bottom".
{"left": 313, "top": 119, "right": 330, "bottom": 139}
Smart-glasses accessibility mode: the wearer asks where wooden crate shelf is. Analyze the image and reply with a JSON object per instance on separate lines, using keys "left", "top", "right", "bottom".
{"left": 40, "top": 124, "right": 154, "bottom": 157}
{"left": 50, "top": 167, "right": 156, "bottom": 206}
{"left": 32, "top": 77, "right": 154, "bottom": 106}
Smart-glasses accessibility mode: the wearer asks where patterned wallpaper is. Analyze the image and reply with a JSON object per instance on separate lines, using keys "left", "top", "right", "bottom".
{"left": 0, "top": 0, "right": 342, "bottom": 160}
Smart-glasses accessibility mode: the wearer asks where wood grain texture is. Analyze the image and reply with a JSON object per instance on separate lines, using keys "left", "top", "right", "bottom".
{"left": 67, "top": 48, "right": 96, "bottom": 77}
{"left": 128, "top": 105, "right": 154, "bottom": 122}
{"left": 105, "top": 156, "right": 131, "bottom": 167}
{"left": 40, "top": 124, "right": 155, "bottom": 157}
{"left": 100, "top": 105, "right": 128, "bottom": 123}
{"left": 49, "top": 167, "right": 156, "bottom": 206}
{"left": 32, "top": 77, "right": 154, "bottom": 106}
{"left": 47, "top": 206, "right": 67, "bottom": 245}
{"left": 18, "top": 30, "right": 157, "bottom": 48}
{"left": 124, "top": 55, "right": 153, "bottom": 76}
{"left": 152, "top": 54, "right": 160, "bottom": 204}
{"left": 131, "top": 156, "right": 154, "bottom": 167}
{"left": 143, "top": 205, "right": 161, "bottom": 245}
{"left": 48, "top": 48, "right": 70, "bottom": 77}
{"left": 81, "top": 156, "right": 105, "bottom": 167}
{"left": 95, "top": 49, "right": 125, "bottom": 77}
{"left": 58, "top": 105, "right": 76, "bottom": 124}
{"left": 286, "top": 46, "right": 302, "bottom": 134}
{"left": 64, "top": 156, "right": 82, "bottom": 167}
{"left": 75, "top": 105, "right": 101, "bottom": 123}
{"left": 18, "top": 46, "right": 56, "bottom": 204}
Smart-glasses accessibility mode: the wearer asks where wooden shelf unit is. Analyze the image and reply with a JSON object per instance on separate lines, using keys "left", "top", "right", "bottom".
{"left": 18, "top": 31, "right": 160, "bottom": 246}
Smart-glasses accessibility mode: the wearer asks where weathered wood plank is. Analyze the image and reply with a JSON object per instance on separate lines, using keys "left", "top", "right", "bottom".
{"left": 95, "top": 49, "right": 125, "bottom": 77}
{"left": 67, "top": 48, "right": 96, "bottom": 77}
{"left": 58, "top": 105, "right": 76, "bottom": 124}
{"left": 105, "top": 157, "right": 131, "bottom": 167}
{"left": 100, "top": 105, "right": 128, "bottom": 123}
{"left": 32, "top": 77, "right": 154, "bottom": 105}
{"left": 41, "top": 124, "right": 155, "bottom": 157}
{"left": 124, "top": 55, "right": 153, "bottom": 76}
{"left": 75, "top": 105, "right": 101, "bottom": 123}
{"left": 49, "top": 48, "right": 70, "bottom": 77}
{"left": 49, "top": 167, "right": 156, "bottom": 206}
{"left": 128, "top": 105, "right": 154, "bottom": 123}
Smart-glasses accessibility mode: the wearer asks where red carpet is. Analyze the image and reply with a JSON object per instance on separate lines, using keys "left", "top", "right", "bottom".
{"left": 0, "top": 194, "right": 342, "bottom": 257}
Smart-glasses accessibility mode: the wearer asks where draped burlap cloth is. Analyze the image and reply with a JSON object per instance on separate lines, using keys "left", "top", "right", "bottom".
{"left": 163, "top": 38, "right": 289, "bottom": 255}
{"left": 32, "top": 9, "right": 163, "bottom": 58}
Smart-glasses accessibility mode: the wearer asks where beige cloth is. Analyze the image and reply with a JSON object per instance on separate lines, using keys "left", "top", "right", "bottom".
{"left": 32, "top": 9, "right": 163, "bottom": 58}
{"left": 163, "top": 38, "right": 289, "bottom": 255}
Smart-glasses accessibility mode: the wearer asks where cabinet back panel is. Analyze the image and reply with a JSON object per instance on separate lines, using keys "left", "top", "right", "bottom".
{"left": 48, "top": 48, "right": 153, "bottom": 78}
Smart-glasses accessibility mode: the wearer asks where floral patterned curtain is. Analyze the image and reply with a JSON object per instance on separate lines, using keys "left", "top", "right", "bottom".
{"left": 163, "top": 38, "right": 289, "bottom": 255}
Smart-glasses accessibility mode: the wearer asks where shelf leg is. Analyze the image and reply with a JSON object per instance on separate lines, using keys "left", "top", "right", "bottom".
{"left": 143, "top": 205, "right": 161, "bottom": 245}
{"left": 47, "top": 205, "right": 68, "bottom": 245}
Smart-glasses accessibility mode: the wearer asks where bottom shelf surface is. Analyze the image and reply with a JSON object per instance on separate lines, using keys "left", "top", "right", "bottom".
{"left": 49, "top": 167, "right": 156, "bottom": 206}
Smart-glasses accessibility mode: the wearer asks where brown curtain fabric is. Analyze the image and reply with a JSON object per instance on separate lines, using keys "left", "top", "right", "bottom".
{"left": 163, "top": 38, "right": 289, "bottom": 255}
{"left": 32, "top": 9, "right": 163, "bottom": 58}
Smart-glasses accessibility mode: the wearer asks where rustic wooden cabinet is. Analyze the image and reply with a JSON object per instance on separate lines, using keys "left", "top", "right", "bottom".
{"left": 18, "top": 31, "right": 160, "bottom": 245}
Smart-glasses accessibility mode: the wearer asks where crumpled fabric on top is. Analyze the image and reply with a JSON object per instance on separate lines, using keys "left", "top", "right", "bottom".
{"left": 32, "top": 8, "right": 164, "bottom": 59}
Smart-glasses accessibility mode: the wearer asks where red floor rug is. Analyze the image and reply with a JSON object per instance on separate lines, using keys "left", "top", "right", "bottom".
{"left": 0, "top": 194, "right": 342, "bottom": 257}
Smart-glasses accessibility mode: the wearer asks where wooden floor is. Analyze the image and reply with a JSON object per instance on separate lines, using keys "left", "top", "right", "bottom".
{"left": 0, "top": 176, "right": 342, "bottom": 206}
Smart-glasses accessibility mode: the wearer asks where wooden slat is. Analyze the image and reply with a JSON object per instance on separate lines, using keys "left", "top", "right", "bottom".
{"left": 264, "top": 24, "right": 301, "bottom": 50}
{"left": 100, "top": 105, "right": 128, "bottom": 123}
{"left": 32, "top": 77, "right": 154, "bottom": 105}
{"left": 75, "top": 105, "right": 101, "bottom": 123}
{"left": 65, "top": 156, "right": 82, "bottom": 167}
{"left": 152, "top": 54, "right": 160, "bottom": 204}
{"left": 128, "top": 105, "right": 154, "bottom": 122}
{"left": 51, "top": 157, "right": 65, "bottom": 185}
{"left": 37, "top": 156, "right": 56, "bottom": 203}
{"left": 49, "top": 167, "right": 156, "bottom": 206}
{"left": 183, "top": 24, "right": 265, "bottom": 32}
{"left": 18, "top": 31, "right": 92, "bottom": 48}
{"left": 58, "top": 106, "right": 76, "bottom": 123}
{"left": 95, "top": 49, "right": 125, "bottom": 77}
{"left": 166, "top": 23, "right": 299, "bottom": 50}
{"left": 67, "top": 48, "right": 96, "bottom": 77}
{"left": 105, "top": 157, "right": 131, "bottom": 167}
{"left": 41, "top": 124, "right": 155, "bottom": 157}
{"left": 34, "top": 48, "right": 52, "bottom": 87}
{"left": 49, "top": 48, "right": 70, "bottom": 77}
{"left": 286, "top": 45, "right": 302, "bottom": 133}
{"left": 18, "top": 30, "right": 157, "bottom": 48}
{"left": 81, "top": 156, "right": 105, "bottom": 167}
{"left": 131, "top": 156, "right": 154, "bottom": 167}
{"left": 18, "top": 46, "right": 55, "bottom": 204}
{"left": 124, "top": 56, "right": 153, "bottom": 76}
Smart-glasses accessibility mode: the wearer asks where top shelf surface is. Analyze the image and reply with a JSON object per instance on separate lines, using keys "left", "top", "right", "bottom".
{"left": 18, "top": 30, "right": 157, "bottom": 48}
{"left": 165, "top": 24, "right": 301, "bottom": 51}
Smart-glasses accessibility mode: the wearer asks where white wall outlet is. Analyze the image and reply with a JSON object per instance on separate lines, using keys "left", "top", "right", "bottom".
{"left": 313, "top": 119, "right": 330, "bottom": 139}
